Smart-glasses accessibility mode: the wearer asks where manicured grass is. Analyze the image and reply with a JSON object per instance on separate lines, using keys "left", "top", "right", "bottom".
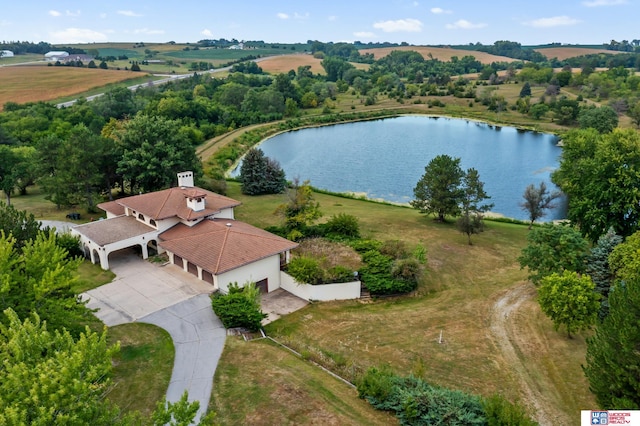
{"left": 210, "top": 337, "right": 394, "bottom": 425}
{"left": 10, "top": 186, "right": 106, "bottom": 222}
{"left": 224, "top": 181, "right": 595, "bottom": 423}
{"left": 73, "top": 261, "right": 115, "bottom": 293}
{"left": 107, "top": 324, "right": 175, "bottom": 419}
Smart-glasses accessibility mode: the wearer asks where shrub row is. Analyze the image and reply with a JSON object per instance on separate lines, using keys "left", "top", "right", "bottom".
{"left": 357, "top": 367, "right": 537, "bottom": 426}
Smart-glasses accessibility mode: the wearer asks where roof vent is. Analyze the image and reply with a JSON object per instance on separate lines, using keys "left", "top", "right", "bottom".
{"left": 226, "top": 223, "right": 232, "bottom": 227}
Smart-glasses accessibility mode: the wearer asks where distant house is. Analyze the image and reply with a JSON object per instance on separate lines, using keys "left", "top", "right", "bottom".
{"left": 0, "top": 50, "right": 14, "bottom": 58}
{"left": 228, "top": 42, "right": 244, "bottom": 50}
{"left": 72, "top": 172, "right": 298, "bottom": 294}
{"left": 44, "top": 51, "right": 69, "bottom": 61}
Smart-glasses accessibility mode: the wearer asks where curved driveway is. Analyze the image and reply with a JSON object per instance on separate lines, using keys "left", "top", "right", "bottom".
{"left": 80, "top": 250, "right": 225, "bottom": 423}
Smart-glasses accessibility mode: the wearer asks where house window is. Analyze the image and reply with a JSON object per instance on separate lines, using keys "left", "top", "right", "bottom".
{"left": 138, "top": 213, "right": 144, "bottom": 221}
{"left": 150, "top": 219, "right": 157, "bottom": 227}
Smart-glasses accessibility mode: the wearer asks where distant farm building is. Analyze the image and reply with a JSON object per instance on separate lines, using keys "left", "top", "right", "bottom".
{"left": 0, "top": 50, "right": 14, "bottom": 58}
{"left": 228, "top": 42, "right": 244, "bottom": 50}
{"left": 44, "top": 51, "right": 70, "bottom": 61}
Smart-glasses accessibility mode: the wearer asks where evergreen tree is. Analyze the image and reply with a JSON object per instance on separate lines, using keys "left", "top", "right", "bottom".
{"left": 412, "top": 155, "right": 465, "bottom": 222}
{"left": 239, "top": 148, "right": 286, "bottom": 195}
{"left": 586, "top": 228, "right": 623, "bottom": 319}
{"left": 584, "top": 277, "right": 640, "bottom": 408}
{"left": 519, "top": 82, "right": 531, "bottom": 98}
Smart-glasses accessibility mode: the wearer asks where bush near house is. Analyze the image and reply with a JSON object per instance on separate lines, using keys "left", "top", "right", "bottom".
{"left": 210, "top": 282, "right": 266, "bottom": 331}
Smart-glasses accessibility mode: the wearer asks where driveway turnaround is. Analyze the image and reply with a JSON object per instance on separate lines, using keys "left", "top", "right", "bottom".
{"left": 80, "top": 250, "right": 225, "bottom": 424}
{"left": 81, "top": 250, "right": 213, "bottom": 326}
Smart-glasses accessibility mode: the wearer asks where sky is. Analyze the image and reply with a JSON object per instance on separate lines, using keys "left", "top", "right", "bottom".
{"left": 1, "top": 0, "right": 638, "bottom": 46}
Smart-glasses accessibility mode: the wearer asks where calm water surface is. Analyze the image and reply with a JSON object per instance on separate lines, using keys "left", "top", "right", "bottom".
{"left": 233, "top": 116, "right": 566, "bottom": 221}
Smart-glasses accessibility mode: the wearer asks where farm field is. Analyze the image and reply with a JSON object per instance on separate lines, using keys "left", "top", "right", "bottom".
{"left": 360, "top": 45, "right": 516, "bottom": 64}
{"left": 0, "top": 66, "right": 148, "bottom": 109}
{"left": 218, "top": 182, "right": 596, "bottom": 425}
{"left": 259, "top": 54, "right": 326, "bottom": 75}
{"left": 534, "top": 46, "right": 624, "bottom": 60}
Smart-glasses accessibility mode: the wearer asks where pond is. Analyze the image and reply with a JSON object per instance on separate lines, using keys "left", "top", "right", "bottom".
{"left": 232, "top": 116, "right": 566, "bottom": 221}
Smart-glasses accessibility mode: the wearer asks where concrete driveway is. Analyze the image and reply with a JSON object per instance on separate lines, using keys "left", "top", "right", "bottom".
{"left": 80, "top": 249, "right": 225, "bottom": 423}
{"left": 81, "top": 249, "right": 213, "bottom": 326}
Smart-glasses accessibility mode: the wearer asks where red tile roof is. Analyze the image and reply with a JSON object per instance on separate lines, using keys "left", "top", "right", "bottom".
{"left": 97, "top": 200, "right": 125, "bottom": 216}
{"left": 159, "top": 219, "right": 298, "bottom": 274}
{"left": 104, "top": 187, "right": 241, "bottom": 221}
{"left": 73, "top": 216, "right": 155, "bottom": 246}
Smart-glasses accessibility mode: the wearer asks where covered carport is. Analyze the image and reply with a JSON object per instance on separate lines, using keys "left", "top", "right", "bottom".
{"left": 72, "top": 216, "right": 159, "bottom": 270}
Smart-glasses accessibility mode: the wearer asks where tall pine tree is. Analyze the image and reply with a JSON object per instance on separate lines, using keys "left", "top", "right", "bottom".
{"left": 583, "top": 277, "right": 640, "bottom": 408}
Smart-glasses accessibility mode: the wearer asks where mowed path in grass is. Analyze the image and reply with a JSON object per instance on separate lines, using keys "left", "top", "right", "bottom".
{"left": 0, "top": 66, "right": 144, "bottom": 109}
{"left": 221, "top": 183, "right": 595, "bottom": 425}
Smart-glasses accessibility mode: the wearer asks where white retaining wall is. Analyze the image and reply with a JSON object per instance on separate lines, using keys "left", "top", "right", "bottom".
{"left": 280, "top": 271, "right": 361, "bottom": 301}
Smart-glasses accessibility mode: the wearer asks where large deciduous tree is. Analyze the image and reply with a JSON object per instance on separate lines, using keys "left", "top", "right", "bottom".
{"left": 538, "top": 270, "right": 600, "bottom": 338}
{"left": 116, "top": 114, "right": 202, "bottom": 193}
{"left": 456, "top": 168, "right": 493, "bottom": 245}
{"left": 578, "top": 105, "right": 619, "bottom": 134}
{"left": 519, "top": 181, "right": 561, "bottom": 229}
{"left": 412, "top": 155, "right": 465, "bottom": 222}
{"left": 239, "top": 148, "right": 286, "bottom": 195}
{"left": 518, "top": 223, "right": 589, "bottom": 285}
{"left": 552, "top": 128, "right": 640, "bottom": 241}
{"left": 0, "top": 145, "right": 18, "bottom": 205}
{"left": 584, "top": 276, "right": 640, "bottom": 409}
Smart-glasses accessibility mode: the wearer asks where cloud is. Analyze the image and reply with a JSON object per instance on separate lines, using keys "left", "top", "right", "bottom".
{"left": 293, "top": 12, "right": 310, "bottom": 20}
{"left": 328, "top": 15, "right": 337, "bottom": 21}
{"left": 431, "top": 7, "right": 452, "bottom": 14}
{"left": 49, "top": 28, "right": 108, "bottom": 44}
{"left": 413, "top": 1, "right": 420, "bottom": 6}
{"left": 373, "top": 18, "right": 423, "bottom": 33}
{"left": 524, "top": 16, "right": 580, "bottom": 28}
{"left": 354, "top": 31, "right": 376, "bottom": 38}
{"left": 201, "top": 29, "right": 213, "bottom": 37}
{"left": 117, "top": 10, "right": 142, "bottom": 17}
{"left": 277, "top": 12, "right": 289, "bottom": 19}
{"left": 132, "top": 28, "right": 165, "bottom": 35}
{"left": 49, "top": 10, "right": 62, "bottom": 17}
{"left": 583, "top": 0, "right": 627, "bottom": 6}
{"left": 66, "top": 10, "right": 81, "bottom": 17}
{"left": 445, "top": 19, "right": 487, "bottom": 30}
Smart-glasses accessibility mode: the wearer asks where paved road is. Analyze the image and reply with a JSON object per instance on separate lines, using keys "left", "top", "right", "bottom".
{"left": 80, "top": 251, "right": 224, "bottom": 424}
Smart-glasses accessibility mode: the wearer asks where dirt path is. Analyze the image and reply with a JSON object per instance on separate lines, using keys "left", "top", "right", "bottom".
{"left": 490, "top": 283, "right": 558, "bottom": 426}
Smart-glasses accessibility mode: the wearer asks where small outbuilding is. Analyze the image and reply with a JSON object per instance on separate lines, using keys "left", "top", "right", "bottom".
{"left": 44, "top": 51, "right": 69, "bottom": 61}
{"left": 0, "top": 50, "right": 14, "bottom": 58}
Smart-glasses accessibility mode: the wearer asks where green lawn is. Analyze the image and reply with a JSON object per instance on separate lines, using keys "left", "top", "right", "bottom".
{"left": 107, "top": 324, "right": 175, "bottom": 419}
{"left": 211, "top": 337, "right": 395, "bottom": 425}
{"left": 223, "top": 181, "right": 595, "bottom": 423}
